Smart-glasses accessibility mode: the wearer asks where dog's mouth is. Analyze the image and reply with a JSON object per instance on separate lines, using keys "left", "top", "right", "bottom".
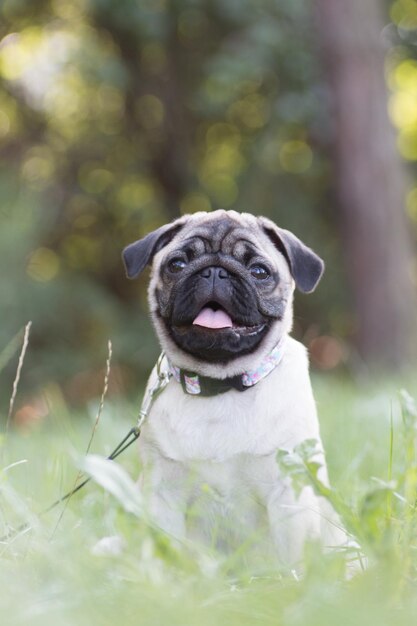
{"left": 166, "top": 299, "right": 270, "bottom": 362}
{"left": 174, "top": 301, "right": 266, "bottom": 337}
{"left": 192, "top": 301, "right": 233, "bottom": 329}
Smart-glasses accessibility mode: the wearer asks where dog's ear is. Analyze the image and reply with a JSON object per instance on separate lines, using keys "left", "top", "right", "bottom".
{"left": 258, "top": 217, "right": 325, "bottom": 293}
{"left": 122, "top": 218, "right": 186, "bottom": 279}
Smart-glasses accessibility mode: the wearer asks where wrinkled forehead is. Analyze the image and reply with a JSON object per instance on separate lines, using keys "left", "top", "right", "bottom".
{"left": 172, "top": 213, "right": 275, "bottom": 260}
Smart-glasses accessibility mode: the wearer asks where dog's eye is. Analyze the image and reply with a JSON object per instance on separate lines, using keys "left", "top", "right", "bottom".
{"left": 250, "top": 265, "right": 270, "bottom": 280}
{"left": 168, "top": 258, "right": 187, "bottom": 273}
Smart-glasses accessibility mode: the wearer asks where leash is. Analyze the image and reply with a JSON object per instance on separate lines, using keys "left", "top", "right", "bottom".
{"left": 1, "top": 353, "right": 171, "bottom": 542}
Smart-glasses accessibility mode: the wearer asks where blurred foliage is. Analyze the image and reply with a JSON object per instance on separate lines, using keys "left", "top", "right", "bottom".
{"left": 2, "top": 379, "right": 417, "bottom": 625}
{"left": 0, "top": 0, "right": 416, "bottom": 406}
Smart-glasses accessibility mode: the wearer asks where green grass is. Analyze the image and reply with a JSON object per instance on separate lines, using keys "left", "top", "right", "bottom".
{"left": 1, "top": 374, "right": 417, "bottom": 626}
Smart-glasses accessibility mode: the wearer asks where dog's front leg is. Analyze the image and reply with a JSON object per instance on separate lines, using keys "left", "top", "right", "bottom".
{"left": 266, "top": 481, "right": 322, "bottom": 568}
{"left": 147, "top": 487, "right": 187, "bottom": 539}
{"left": 139, "top": 448, "right": 188, "bottom": 540}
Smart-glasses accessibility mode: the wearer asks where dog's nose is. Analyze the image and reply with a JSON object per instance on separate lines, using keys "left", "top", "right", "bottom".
{"left": 199, "top": 266, "right": 229, "bottom": 280}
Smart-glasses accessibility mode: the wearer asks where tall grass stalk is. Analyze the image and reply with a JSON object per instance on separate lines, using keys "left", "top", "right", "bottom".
{"left": 50, "top": 340, "right": 113, "bottom": 538}
{"left": 5, "top": 321, "right": 32, "bottom": 437}
{"left": 0, "top": 326, "right": 30, "bottom": 376}
{"left": 386, "top": 403, "right": 394, "bottom": 524}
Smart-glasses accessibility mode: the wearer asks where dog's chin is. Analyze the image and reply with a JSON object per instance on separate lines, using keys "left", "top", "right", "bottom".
{"left": 167, "top": 321, "right": 270, "bottom": 363}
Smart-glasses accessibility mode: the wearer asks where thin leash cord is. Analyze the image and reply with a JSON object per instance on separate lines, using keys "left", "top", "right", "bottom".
{"left": 42, "top": 426, "right": 142, "bottom": 515}
{"left": 1, "top": 354, "right": 170, "bottom": 543}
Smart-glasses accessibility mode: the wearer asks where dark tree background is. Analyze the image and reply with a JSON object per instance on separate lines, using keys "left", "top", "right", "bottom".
{"left": 0, "top": 0, "right": 416, "bottom": 407}
{"left": 315, "top": 0, "right": 417, "bottom": 368}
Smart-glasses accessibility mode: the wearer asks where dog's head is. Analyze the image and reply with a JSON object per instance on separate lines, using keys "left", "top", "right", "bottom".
{"left": 123, "top": 210, "right": 324, "bottom": 377}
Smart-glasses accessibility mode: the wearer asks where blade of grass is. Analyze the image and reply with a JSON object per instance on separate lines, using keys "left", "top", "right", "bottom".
{"left": 0, "top": 327, "right": 29, "bottom": 376}
{"left": 49, "top": 340, "right": 113, "bottom": 539}
{"left": 3, "top": 322, "right": 32, "bottom": 447}
{"left": 386, "top": 401, "right": 394, "bottom": 523}
{"left": 85, "top": 340, "right": 113, "bottom": 456}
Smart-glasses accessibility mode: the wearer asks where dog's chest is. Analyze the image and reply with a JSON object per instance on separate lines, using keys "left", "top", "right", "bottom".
{"left": 142, "top": 381, "right": 278, "bottom": 462}
{"left": 140, "top": 347, "right": 319, "bottom": 464}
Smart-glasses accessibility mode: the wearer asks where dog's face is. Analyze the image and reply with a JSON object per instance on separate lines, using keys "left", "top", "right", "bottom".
{"left": 123, "top": 210, "right": 324, "bottom": 376}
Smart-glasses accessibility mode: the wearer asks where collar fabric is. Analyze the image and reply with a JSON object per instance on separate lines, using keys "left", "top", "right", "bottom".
{"left": 168, "top": 338, "right": 286, "bottom": 397}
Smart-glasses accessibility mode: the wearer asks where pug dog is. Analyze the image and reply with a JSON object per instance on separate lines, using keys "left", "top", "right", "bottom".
{"left": 122, "top": 209, "right": 346, "bottom": 567}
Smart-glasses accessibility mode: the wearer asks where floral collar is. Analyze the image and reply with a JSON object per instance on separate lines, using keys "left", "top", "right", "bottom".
{"left": 168, "top": 338, "right": 286, "bottom": 397}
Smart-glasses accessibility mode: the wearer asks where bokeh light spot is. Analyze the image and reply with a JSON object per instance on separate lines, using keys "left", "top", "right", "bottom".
{"left": 27, "top": 248, "right": 60, "bottom": 282}
{"left": 52, "top": 0, "right": 84, "bottom": 20}
{"left": 389, "top": 92, "right": 417, "bottom": 128}
{"left": 200, "top": 173, "right": 238, "bottom": 207}
{"left": 203, "top": 144, "right": 245, "bottom": 177}
{"left": 392, "top": 59, "right": 417, "bottom": 92}
{"left": 180, "top": 192, "right": 212, "bottom": 214}
{"left": 390, "top": 0, "right": 417, "bottom": 29}
{"left": 117, "top": 178, "right": 155, "bottom": 210}
{"left": 22, "top": 155, "right": 54, "bottom": 186}
{"left": 397, "top": 129, "right": 417, "bottom": 160}
{"left": 229, "top": 94, "right": 270, "bottom": 130}
{"left": 0, "top": 31, "right": 40, "bottom": 80}
{"left": 79, "top": 166, "right": 114, "bottom": 194}
{"left": 279, "top": 140, "right": 313, "bottom": 173}
{"left": 309, "top": 336, "right": 346, "bottom": 370}
{"left": 62, "top": 235, "right": 100, "bottom": 270}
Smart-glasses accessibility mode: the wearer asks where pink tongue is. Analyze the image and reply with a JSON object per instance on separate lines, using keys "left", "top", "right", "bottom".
{"left": 193, "top": 307, "right": 233, "bottom": 329}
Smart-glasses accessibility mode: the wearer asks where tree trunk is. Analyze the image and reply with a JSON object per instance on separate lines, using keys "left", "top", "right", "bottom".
{"left": 314, "top": 0, "right": 417, "bottom": 368}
